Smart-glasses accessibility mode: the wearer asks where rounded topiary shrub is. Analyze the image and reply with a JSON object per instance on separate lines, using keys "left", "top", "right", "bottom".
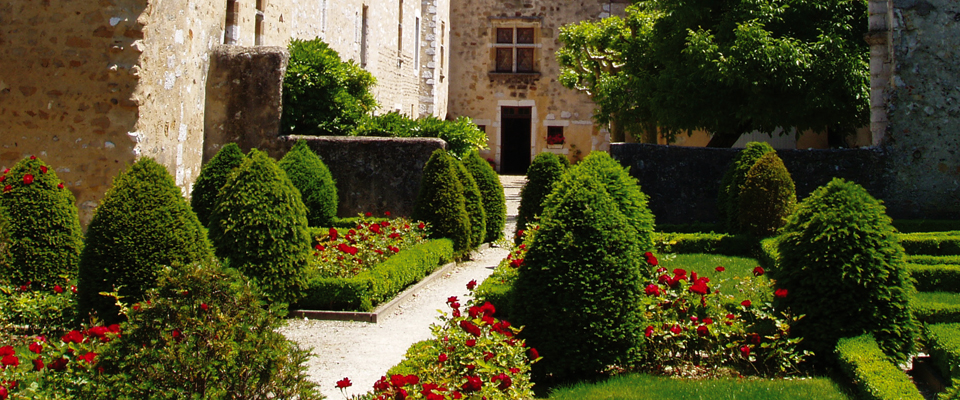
{"left": 190, "top": 143, "right": 245, "bottom": 229}
{"left": 562, "top": 151, "right": 656, "bottom": 251}
{"left": 776, "top": 178, "right": 917, "bottom": 362}
{"left": 512, "top": 167, "right": 645, "bottom": 382}
{"left": 515, "top": 152, "right": 568, "bottom": 240}
{"left": 77, "top": 158, "right": 213, "bottom": 322}
{"left": 0, "top": 156, "right": 83, "bottom": 286}
{"left": 208, "top": 149, "right": 311, "bottom": 305}
{"left": 462, "top": 151, "right": 506, "bottom": 243}
{"left": 412, "top": 149, "right": 472, "bottom": 254}
{"left": 717, "top": 141, "right": 774, "bottom": 233}
{"left": 278, "top": 140, "right": 338, "bottom": 227}
{"left": 737, "top": 152, "right": 796, "bottom": 237}
{"left": 454, "top": 161, "right": 486, "bottom": 248}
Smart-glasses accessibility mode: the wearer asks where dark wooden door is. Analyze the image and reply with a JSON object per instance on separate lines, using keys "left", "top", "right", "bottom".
{"left": 500, "top": 106, "right": 531, "bottom": 174}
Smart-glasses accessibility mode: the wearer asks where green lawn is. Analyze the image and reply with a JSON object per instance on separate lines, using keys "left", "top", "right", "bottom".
{"left": 547, "top": 374, "right": 853, "bottom": 400}
{"left": 914, "top": 291, "right": 960, "bottom": 305}
{"left": 657, "top": 254, "right": 769, "bottom": 304}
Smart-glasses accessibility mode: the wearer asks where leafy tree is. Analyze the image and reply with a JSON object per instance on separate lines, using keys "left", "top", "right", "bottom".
{"left": 190, "top": 143, "right": 245, "bottom": 229}
{"left": 462, "top": 151, "right": 506, "bottom": 243}
{"left": 353, "top": 112, "right": 489, "bottom": 159}
{"left": 558, "top": 0, "right": 868, "bottom": 147}
{"left": 515, "top": 152, "right": 568, "bottom": 241}
{"left": 454, "top": 161, "right": 487, "bottom": 248}
{"left": 278, "top": 140, "right": 339, "bottom": 227}
{"left": 281, "top": 38, "right": 377, "bottom": 136}
{"left": 717, "top": 142, "right": 775, "bottom": 232}
{"left": 737, "top": 152, "right": 796, "bottom": 236}
{"left": 412, "top": 150, "right": 472, "bottom": 254}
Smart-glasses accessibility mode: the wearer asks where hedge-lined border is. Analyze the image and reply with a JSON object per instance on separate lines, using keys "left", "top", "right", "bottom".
{"left": 900, "top": 232, "right": 960, "bottom": 256}
{"left": 924, "top": 323, "right": 960, "bottom": 383}
{"left": 296, "top": 238, "right": 453, "bottom": 312}
{"left": 654, "top": 232, "right": 758, "bottom": 256}
{"left": 907, "top": 263, "right": 960, "bottom": 292}
{"left": 835, "top": 334, "right": 924, "bottom": 400}
{"left": 912, "top": 294, "right": 960, "bottom": 324}
{"left": 908, "top": 255, "right": 960, "bottom": 266}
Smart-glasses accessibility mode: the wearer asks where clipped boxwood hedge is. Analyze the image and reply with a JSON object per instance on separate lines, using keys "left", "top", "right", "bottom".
{"left": 911, "top": 292, "right": 960, "bottom": 324}
{"left": 297, "top": 238, "right": 453, "bottom": 311}
{"left": 894, "top": 220, "right": 960, "bottom": 233}
{"left": 907, "top": 263, "right": 960, "bottom": 292}
{"left": 908, "top": 255, "right": 960, "bottom": 265}
{"left": 925, "top": 323, "right": 960, "bottom": 383}
{"left": 835, "top": 334, "right": 924, "bottom": 400}
{"left": 758, "top": 237, "right": 781, "bottom": 270}
{"left": 899, "top": 231, "right": 960, "bottom": 256}
{"left": 654, "top": 232, "right": 757, "bottom": 256}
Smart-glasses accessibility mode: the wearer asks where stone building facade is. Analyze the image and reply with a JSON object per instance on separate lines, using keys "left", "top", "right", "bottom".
{"left": 1, "top": 0, "right": 449, "bottom": 225}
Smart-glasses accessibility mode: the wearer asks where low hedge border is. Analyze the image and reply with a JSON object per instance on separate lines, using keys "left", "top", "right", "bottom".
{"left": 835, "top": 334, "right": 924, "bottom": 400}
{"left": 758, "top": 237, "right": 780, "bottom": 270}
{"left": 296, "top": 238, "right": 454, "bottom": 312}
{"left": 924, "top": 323, "right": 960, "bottom": 383}
{"left": 912, "top": 293, "right": 960, "bottom": 324}
{"left": 907, "top": 263, "right": 960, "bottom": 292}
{"left": 899, "top": 232, "right": 960, "bottom": 256}
{"left": 894, "top": 220, "right": 960, "bottom": 233}
{"left": 474, "top": 264, "right": 519, "bottom": 323}
{"left": 654, "top": 232, "right": 758, "bottom": 256}
{"left": 907, "top": 255, "right": 960, "bottom": 266}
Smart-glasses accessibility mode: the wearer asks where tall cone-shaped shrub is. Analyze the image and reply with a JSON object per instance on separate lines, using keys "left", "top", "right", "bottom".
{"left": 0, "top": 156, "right": 83, "bottom": 285}
{"left": 738, "top": 152, "right": 796, "bottom": 237}
{"left": 717, "top": 142, "right": 774, "bottom": 232}
{"left": 454, "top": 161, "right": 486, "bottom": 248}
{"left": 515, "top": 152, "right": 568, "bottom": 241}
{"left": 279, "top": 140, "right": 338, "bottom": 227}
{"left": 191, "top": 143, "right": 245, "bottom": 228}
{"left": 462, "top": 150, "right": 506, "bottom": 242}
{"left": 77, "top": 158, "right": 213, "bottom": 322}
{"left": 555, "top": 151, "right": 656, "bottom": 251}
{"left": 776, "top": 178, "right": 917, "bottom": 362}
{"left": 412, "top": 149, "right": 471, "bottom": 253}
{"left": 512, "top": 168, "right": 645, "bottom": 381}
{"left": 208, "top": 149, "right": 310, "bottom": 305}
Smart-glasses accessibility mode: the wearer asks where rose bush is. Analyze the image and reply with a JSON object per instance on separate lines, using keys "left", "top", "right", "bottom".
{"left": 0, "top": 280, "right": 77, "bottom": 337}
{"left": 309, "top": 213, "right": 428, "bottom": 278}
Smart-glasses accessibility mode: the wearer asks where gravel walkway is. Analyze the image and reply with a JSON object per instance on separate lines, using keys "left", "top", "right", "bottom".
{"left": 280, "top": 175, "right": 525, "bottom": 399}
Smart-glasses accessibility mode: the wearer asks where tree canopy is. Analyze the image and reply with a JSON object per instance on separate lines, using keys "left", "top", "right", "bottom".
{"left": 558, "top": 0, "right": 869, "bottom": 147}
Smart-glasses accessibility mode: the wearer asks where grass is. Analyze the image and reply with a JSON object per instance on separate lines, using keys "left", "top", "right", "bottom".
{"left": 914, "top": 291, "right": 960, "bottom": 306}
{"left": 658, "top": 253, "right": 764, "bottom": 281}
{"left": 547, "top": 373, "right": 853, "bottom": 400}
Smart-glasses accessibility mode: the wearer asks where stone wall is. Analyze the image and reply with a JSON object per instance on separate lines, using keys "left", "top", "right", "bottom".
{"left": 611, "top": 143, "right": 888, "bottom": 225}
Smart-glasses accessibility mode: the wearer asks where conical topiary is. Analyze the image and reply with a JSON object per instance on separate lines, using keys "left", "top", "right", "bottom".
{"left": 454, "top": 161, "right": 486, "bottom": 248}
{"left": 208, "top": 149, "right": 310, "bottom": 305}
{"left": 512, "top": 167, "right": 645, "bottom": 381}
{"left": 278, "top": 140, "right": 338, "bottom": 227}
{"left": 412, "top": 149, "right": 472, "bottom": 254}
{"left": 77, "top": 158, "right": 213, "bottom": 322}
{"left": 737, "top": 152, "right": 796, "bottom": 237}
{"left": 462, "top": 151, "right": 506, "bottom": 243}
{"left": 776, "top": 178, "right": 917, "bottom": 362}
{"left": 515, "top": 152, "right": 568, "bottom": 241}
{"left": 557, "top": 151, "right": 656, "bottom": 251}
{"left": 717, "top": 142, "right": 775, "bottom": 232}
{"left": 191, "top": 143, "right": 245, "bottom": 228}
{"left": 0, "top": 156, "right": 83, "bottom": 286}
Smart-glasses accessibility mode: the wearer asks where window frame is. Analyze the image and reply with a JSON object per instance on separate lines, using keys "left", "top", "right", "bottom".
{"left": 492, "top": 25, "right": 539, "bottom": 74}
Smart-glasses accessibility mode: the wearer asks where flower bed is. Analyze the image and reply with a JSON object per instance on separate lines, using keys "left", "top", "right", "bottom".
{"left": 307, "top": 213, "right": 428, "bottom": 279}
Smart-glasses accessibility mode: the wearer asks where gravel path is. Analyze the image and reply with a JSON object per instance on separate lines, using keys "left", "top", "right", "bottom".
{"left": 281, "top": 175, "right": 525, "bottom": 399}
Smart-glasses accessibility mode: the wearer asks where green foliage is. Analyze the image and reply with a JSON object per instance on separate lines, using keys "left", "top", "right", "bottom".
{"left": 908, "top": 263, "right": 960, "bottom": 292}
{"left": 0, "top": 157, "right": 83, "bottom": 286}
{"left": 94, "top": 261, "right": 322, "bottom": 399}
{"left": 353, "top": 112, "right": 489, "bottom": 159}
{"left": 281, "top": 38, "right": 377, "bottom": 136}
{"left": 718, "top": 142, "right": 775, "bottom": 232}
{"left": 927, "top": 323, "right": 960, "bottom": 382}
{"left": 299, "top": 238, "right": 453, "bottom": 311}
{"left": 776, "top": 178, "right": 918, "bottom": 362}
{"left": 190, "top": 143, "right": 245, "bottom": 228}
{"left": 454, "top": 161, "right": 486, "bottom": 248}
{"left": 894, "top": 220, "right": 960, "bottom": 233}
{"left": 908, "top": 255, "right": 960, "bottom": 265}
{"left": 737, "top": 152, "right": 796, "bottom": 237}
{"left": 474, "top": 238, "right": 528, "bottom": 323}
{"left": 462, "top": 150, "right": 506, "bottom": 243}
{"left": 912, "top": 292, "right": 960, "bottom": 324}
{"left": 835, "top": 334, "right": 924, "bottom": 400}
{"left": 279, "top": 140, "right": 339, "bottom": 227}
{"left": 208, "top": 149, "right": 310, "bottom": 305}
{"left": 515, "top": 152, "right": 568, "bottom": 240}
{"left": 413, "top": 150, "right": 472, "bottom": 254}
{"left": 547, "top": 373, "right": 853, "bottom": 400}
{"left": 0, "top": 283, "right": 76, "bottom": 337}
{"left": 512, "top": 168, "right": 645, "bottom": 381}
{"left": 654, "top": 232, "right": 758, "bottom": 256}
{"left": 899, "top": 231, "right": 960, "bottom": 256}
{"left": 563, "top": 151, "right": 656, "bottom": 251}
{"left": 77, "top": 158, "right": 213, "bottom": 323}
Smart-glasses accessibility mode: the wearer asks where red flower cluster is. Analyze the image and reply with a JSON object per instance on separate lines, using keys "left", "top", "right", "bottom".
{"left": 335, "top": 377, "right": 352, "bottom": 389}
{"left": 753, "top": 266, "right": 765, "bottom": 276}
{"left": 774, "top": 288, "right": 788, "bottom": 298}
{"left": 644, "top": 252, "right": 659, "bottom": 266}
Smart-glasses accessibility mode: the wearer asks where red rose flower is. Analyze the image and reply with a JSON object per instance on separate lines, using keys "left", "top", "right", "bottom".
{"left": 461, "top": 376, "right": 483, "bottom": 393}
{"left": 70, "top": 285, "right": 77, "bottom": 293}
{"left": 201, "top": 303, "right": 209, "bottom": 311}
{"left": 40, "top": 166, "right": 48, "bottom": 174}
{"left": 0, "top": 176, "right": 4, "bottom": 183}
{"left": 48, "top": 357, "right": 68, "bottom": 371}
{"left": 703, "top": 318, "right": 713, "bottom": 325}
{"left": 385, "top": 211, "right": 391, "bottom": 216}
{"left": 418, "top": 222, "right": 426, "bottom": 229}
{"left": 528, "top": 348, "right": 539, "bottom": 360}
{"left": 1, "top": 355, "right": 18, "bottom": 368}
{"left": 465, "top": 339, "right": 476, "bottom": 347}
{"left": 741, "top": 345, "right": 751, "bottom": 357}
{"left": 697, "top": 325, "right": 709, "bottom": 337}
{"left": 30, "top": 156, "right": 36, "bottom": 160}
{"left": 438, "top": 353, "right": 448, "bottom": 363}
{"left": 716, "top": 266, "right": 725, "bottom": 272}
{"left": 753, "top": 266, "right": 765, "bottom": 276}
{"left": 484, "top": 351, "right": 495, "bottom": 361}
{"left": 328, "top": 227, "right": 338, "bottom": 241}
{"left": 644, "top": 284, "right": 660, "bottom": 296}
{"left": 460, "top": 320, "right": 482, "bottom": 336}
{"left": 32, "top": 357, "right": 44, "bottom": 371}
{"left": 689, "top": 279, "right": 709, "bottom": 295}
{"left": 644, "top": 252, "right": 659, "bottom": 266}
{"left": 390, "top": 374, "right": 407, "bottom": 388}
{"left": 54, "top": 285, "right": 64, "bottom": 294}
{"left": 365, "top": 212, "right": 372, "bottom": 217}
{"left": 492, "top": 373, "right": 512, "bottom": 390}
{"left": 373, "top": 376, "right": 390, "bottom": 391}
{"left": 29, "top": 341, "right": 42, "bottom": 354}
{"left": 23, "top": 174, "right": 33, "bottom": 185}
{"left": 748, "top": 333, "right": 762, "bottom": 345}
{"left": 62, "top": 330, "right": 83, "bottom": 344}
{"left": 775, "top": 288, "right": 788, "bottom": 298}
{"left": 670, "top": 325, "right": 682, "bottom": 335}
{"left": 466, "top": 280, "right": 477, "bottom": 290}
{"left": 644, "top": 325, "right": 655, "bottom": 337}
{"left": 741, "top": 300, "right": 752, "bottom": 307}
{"left": 58, "top": 182, "right": 64, "bottom": 189}
{"left": 370, "top": 224, "right": 381, "bottom": 234}
{"left": 2, "top": 185, "right": 10, "bottom": 193}
{"left": 78, "top": 352, "right": 97, "bottom": 364}
{"left": 405, "top": 375, "right": 419, "bottom": 385}
{"left": 336, "top": 377, "right": 352, "bottom": 389}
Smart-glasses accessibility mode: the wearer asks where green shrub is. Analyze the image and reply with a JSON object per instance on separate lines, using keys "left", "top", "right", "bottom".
{"left": 777, "top": 178, "right": 917, "bottom": 362}
{"left": 908, "top": 263, "right": 960, "bottom": 292}
{"left": 911, "top": 292, "right": 960, "bottom": 324}
{"left": 654, "top": 232, "right": 758, "bottom": 256}
{"left": 512, "top": 168, "right": 645, "bottom": 381}
{"left": 737, "top": 152, "right": 796, "bottom": 237}
{"left": 279, "top": 140, "right": 339, "bottom": 227}
{"left": 564, "top": 151, "right": 656, "bottom": 251}
{"left": 909, "top": 255, "right": 960, "bottom": 265}
{"left": 190, "top": 143, "right": 245, "bottom": 228}
{"left": 454, "top": 161, "right": 486, "bottom": 248}
{"left": 0, "top": 282, "right": 77, "bottom": 337}
{"left": 281, "top": 38, "right": 376, "bottom": 136}
{"left": 899, "top": 232, "right": 960, "bottom": 256}
{"left": 462, "top": 150, "right": 506, "bottom": 243}
{"left": 515, "top": 152, "right": 568, "bottom": 241}
{"left": 835, "top": 334, "right": 924, "bottom": 400}
{"left": 925, "top": 322, "right": 960, "bottom": 382}
{"left": 353, "top": 113, "right": 488, "bottom": 159}
{"left": 717, "top": 142, "right": 775, "bottom": 232}
{"left": 93, "top": 261, "right": 322, "bottom": 399}
{"left": 413, "top": 150, "right": 472, "bottom": 254}
{"left": 208, "top": 149, "right": 310, "bottom": 305}
{"left": 894, "top": 220, "right": 960, "bottom": 233}
{"left": 758, "top": 237, "right": 781, "bottom": 270}
{"left": 0, "top": 156, "right": 83, "bottom": 286}
{"left": 77, "top": 158, "right": 213, "bottom": 322}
